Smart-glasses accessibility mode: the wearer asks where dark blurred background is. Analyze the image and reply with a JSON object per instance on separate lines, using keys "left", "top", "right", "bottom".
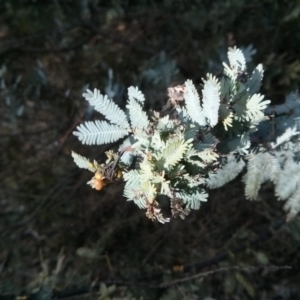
{"left": 1, "top": 1, "right": 300, "bottom": 299}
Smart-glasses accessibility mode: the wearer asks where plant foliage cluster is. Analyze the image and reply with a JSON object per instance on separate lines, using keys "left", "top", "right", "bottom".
{"left": 73, "top": 47, "right": 300, "bottom": 223}
{"left": 2, "top": 0, "right": 300, "bottom": 298}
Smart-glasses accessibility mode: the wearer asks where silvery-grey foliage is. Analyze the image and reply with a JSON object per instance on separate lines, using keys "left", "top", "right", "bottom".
{"left": 202, "top": 74, "right": 221, "bottom": 127}
{"left": 72, "top": 47, "right": 300, "bottom": 222}
{"left": 83, "top": 88, "right": 129, "bottom": 128}
{"left": 206, "top": 154, "right": 246, "bottom": 189}
{"left": 73, "top": 120, "right": 128, "bottom": 145}
{"left": 184, "top": 79, "right": 206, "bottom": 126}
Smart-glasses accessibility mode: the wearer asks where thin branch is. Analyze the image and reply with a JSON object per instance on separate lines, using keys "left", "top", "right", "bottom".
{"left": 0, "top": 264, "right": 291, "bottom": 299}
{"left": 159, "top": 265, "right": 292, "bottom": 288}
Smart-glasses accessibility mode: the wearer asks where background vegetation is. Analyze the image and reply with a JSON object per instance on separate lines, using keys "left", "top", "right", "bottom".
{"left": 1, "top": 0, "right": 300, "bottom": 299}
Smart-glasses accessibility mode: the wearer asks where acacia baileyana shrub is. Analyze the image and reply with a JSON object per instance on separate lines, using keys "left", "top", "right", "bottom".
{"left": 72, "top": 47, "right": 300, "bottom": 223}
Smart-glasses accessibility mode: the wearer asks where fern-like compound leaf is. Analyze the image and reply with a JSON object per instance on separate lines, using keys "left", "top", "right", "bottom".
{"left": 202, "top": 74, "right": 221, "bottom": 127}
{"left": 243, "top": 152, "right": 280, "bottom": 200}
{"left": 219, "top": 104, "right": 233, "bottom": 130}
{"left": 223, "top": 62, "right": 236, "bottom": 81}
{"left": 284, "top": 185, "right": 300, "bottom": 221}
{"left": 126, "top": 97, "right": 150, "bottom": 129}
{"left": 183, "top": 123, "right": 198, "bottom": 140}
{"left": 176, "top": 106, "right": 190, "bottom": 123}
{"left": 233, "top": 94, "right": 248, "bottom": 121}
{"left": 195, "top": 133, "right": 217, "bottom": 151}
{"left": 185, "top": 153, "right": 206, "bottom": 168}
{"left": 220, "top": 77, "right": 232, "bottom": 102}
{"left": 71, "top": 151, "right": 96, "bottom": 172}
{"left": 128, "top": 86, "right": 145, "bottom": 105}
{"left": 119, "top": 137, "right": 136, "bottom": 165}
{"left": 266, "top": 91, "right": 300, "bottom": 115}
{"left": 73, "top": 120, "right": 128, "bottom": 145}
{"left": 163, "top": 139, "right": 191, "bottom": 168}
{"left": 130, "top": 129, "right": 151, "bottom": 150}
{"left": 271, "top": 126, "right": 299, "bottom": 149}
{"left": 140, "top": 181, "right": 157, "bottom": 203}
{"left": 228, "top": 46, "right": 246, "bottom": 72}
{"left": 123, "top": 170, "right": 147, "bottom": 208}
{"left": 263, "top": 153, "right": 280, "bottom": 183}
{"left": 241, "top": 44, "right": 257, "bottom": 62}
{"left": 275, "top": 158, "right": 300, "bottom": 201}
{"left": 247, "top": 64, "right": 264, "bottom": 95}
{"left": 197, "top": 149, "right": 219, "bottom": 163}
{"left": 83, "top": 89, "right": 129, "bottom": 128}
{"left": 228, "top": 133, "right": 251, "bottom": 155}
{"left": 176, "top": 190, "right": 208, "bottom": 210}
{"left": 184, "top": 79, "right": 206, "bottom": 126}
{"left": 160, "top": 181, "right": 172, "bottom": 197}
{"left": 206, "top": 155, "right": 246, "bottom": 189}
{"left": 151, "top": 131, "right": 165, "bottom": 151}
{"left": 139, "top": 158, "right": 154, "bottom": 182}
{"left": 245, "top": 93, "right": 270, "bottom": 122}
{"left": 157, "top": 115, "right": 175, "bottom": 132}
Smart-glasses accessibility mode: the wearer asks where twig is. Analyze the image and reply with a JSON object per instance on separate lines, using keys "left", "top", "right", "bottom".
{"left": 0, "top": 264, "right": 291, "bottom": 299}
{"left": 58, "top": 116, "right": 84, "bottom": 147}
{"left": 159, "top": 265, "right": 292, "bottom": 288}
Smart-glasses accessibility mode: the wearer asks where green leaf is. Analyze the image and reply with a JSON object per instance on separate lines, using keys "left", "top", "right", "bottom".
{"left": 194, "top": 133, "right": 217, "bottom": 151}
{"left": 233, "top": 94, "right": 248, "bottom": 121}
{"left": 235, "top": 272, "right": 256, "bottom": 298}
{"left": 246, "top": 64, "right": 264, "bottom": 95}
{"left": 228, "top": 133, "right": 251, "bottom": 155}
{"left": 220, "top": 76, "right": 233, "bottom": 102}
{"left": 184, "top": 123, "right": 198, "bottom": 140}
